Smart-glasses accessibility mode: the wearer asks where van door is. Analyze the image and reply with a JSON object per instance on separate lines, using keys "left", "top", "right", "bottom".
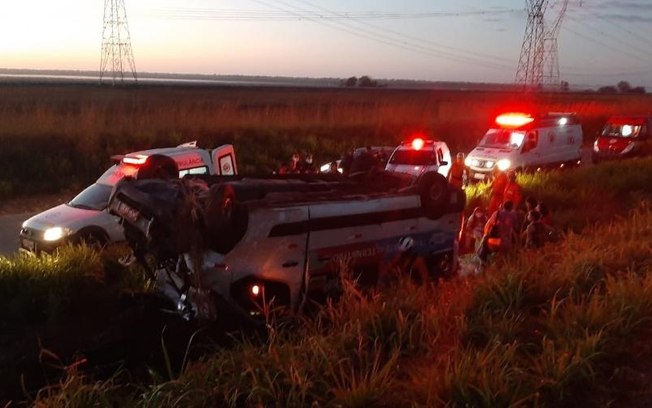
{"left": 212, "top": 144, "right": 237, "bottom": 175}
{"left": 521, "top": 130, "right": 540, "bottom": 169}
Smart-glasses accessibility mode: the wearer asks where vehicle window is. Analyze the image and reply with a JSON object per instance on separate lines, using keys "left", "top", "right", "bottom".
{"left": 479, "top": 129, "right": 526, "bottom": 149}
{"left": 179, "top": 166, "right": 208, "bottom": 177}
{"left": 389, "top": 149, "right": 437, "bottom": 166}
{"left": 68, "top": 183, "right": 113, "bottom": 211}
{"left": 602, "top": 124, "right": 642, "bottom": 138}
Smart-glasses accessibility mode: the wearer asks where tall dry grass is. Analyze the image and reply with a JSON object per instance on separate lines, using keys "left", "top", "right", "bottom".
{"left": 1, "top": 83, "right": 651, "bottom": 197}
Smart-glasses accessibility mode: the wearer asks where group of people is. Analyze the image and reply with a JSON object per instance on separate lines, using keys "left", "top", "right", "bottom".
{"left": 462, "top": 168, "right": 555, "bottom": 266}
{"left": 277, "top": 152, "right": 317, "bottom": 175}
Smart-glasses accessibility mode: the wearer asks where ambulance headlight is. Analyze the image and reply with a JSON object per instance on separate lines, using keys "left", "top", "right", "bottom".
{"left": 497, "top": 159, "right": 512, "bottom": 171}
{"left": 43, "top": 227, "right": 71, "bottom": 242}
{"left": 464, "top": 157, "right": 473, "bottom": 166}
{"left": 485, "top": 160, "right": 494, "bottom": 168}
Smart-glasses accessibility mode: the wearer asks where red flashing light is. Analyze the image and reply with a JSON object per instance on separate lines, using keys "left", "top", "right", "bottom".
{"left": 123, "top": 154, "right": 148, "bottom": 165}
{"left": 412, "top": 138, "right": 425, "bottom": 150}
{"left": 496, "top": 113, "right": 535, "bottom": 128}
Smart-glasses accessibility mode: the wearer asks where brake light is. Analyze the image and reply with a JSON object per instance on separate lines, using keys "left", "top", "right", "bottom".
{"left": 123, "top": 154, "right": 148, "bottom": 165}
{"left": 412, "top": 138, "right": 425, "bottom": 150}
{"left": 496, "top": 113, "right": 534, "bottom": 128}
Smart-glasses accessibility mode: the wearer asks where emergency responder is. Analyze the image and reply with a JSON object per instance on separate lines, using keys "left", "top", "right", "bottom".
{"left": 488, "top": 168, "right": 508, "bottom": 215}
{"left": 503, "top": 170, "right": 523, "bottom": 210}
{"left": 448, "top": 152, "right": 469, "bottom": 189}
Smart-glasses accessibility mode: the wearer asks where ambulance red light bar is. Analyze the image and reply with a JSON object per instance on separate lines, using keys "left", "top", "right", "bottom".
{"left": 122, "top": 154, "right": 148, "bottom": 165}
{"left": 495, "top": 113, "right": 535, "bottom": 128}
{"left": 411, "top": 138, "right": 425, "bottom": 150}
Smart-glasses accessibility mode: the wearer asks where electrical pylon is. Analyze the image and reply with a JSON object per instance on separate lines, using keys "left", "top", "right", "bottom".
{"left": 100, "top": 0, "right": 137, "bottom": 85}
{"left": 515, "top": 0, "right": 550, "bottom": 88}
{"left": 542, "top": 0, "right": 569, "bottom": 87}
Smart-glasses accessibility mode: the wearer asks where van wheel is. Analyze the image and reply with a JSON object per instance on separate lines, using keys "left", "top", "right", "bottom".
{"left": 418, "top": 172, "right": 449, "bottom": 218}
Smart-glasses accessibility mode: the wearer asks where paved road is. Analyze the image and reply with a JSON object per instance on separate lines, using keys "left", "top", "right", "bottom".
{"left": 0, "top": 212, "right": 33, "bottom": 256}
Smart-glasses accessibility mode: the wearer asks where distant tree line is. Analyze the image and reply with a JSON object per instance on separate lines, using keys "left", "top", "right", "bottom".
{"left": 341, "top": 76, "right": 383, "bottom": 88}
{"left": 597, "top": 81, "right": 646, "bottom": 94}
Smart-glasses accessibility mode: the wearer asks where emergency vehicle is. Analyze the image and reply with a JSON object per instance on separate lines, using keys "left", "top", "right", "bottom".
{"left": 592, "top": 115, "right": 652, "bottom": 163}
{"left": 107, "top": 170, "right": 465, "bottom": 323}
{"left": 385, "top": 137, "right": 452, "bottom": 178}
{"left": 465, "top": 112, "right": 583, "bottom": 181}
{"left": 19, "top": 142, "right": 237, "bottom": 253}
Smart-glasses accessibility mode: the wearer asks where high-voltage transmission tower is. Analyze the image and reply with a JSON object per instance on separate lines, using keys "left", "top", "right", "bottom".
{"left": 515, "top": 0, "right": 550, "bottom": 88}
{"left": 542, "top": 0, "right": 569, "bottom": 87}
{"left": 100, "top": 0, "right": 137, "bottom": 85}
{"left": 515, "top": 0, "right": 570, "bottom": 89}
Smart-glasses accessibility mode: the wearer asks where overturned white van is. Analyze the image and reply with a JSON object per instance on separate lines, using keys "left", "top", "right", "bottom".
{"left": 465, "top": 112, "right": 583, "bottom": 182}
{"left": 108, "top": 171, "right": 465, "bottom": 323}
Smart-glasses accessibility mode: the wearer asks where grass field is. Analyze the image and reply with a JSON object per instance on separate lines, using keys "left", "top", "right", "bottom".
{"left": 2, "top": 156, "right": 652, "bottom": 406}
{"left": 1, "top": 82, "right": 652, "bottom": 198}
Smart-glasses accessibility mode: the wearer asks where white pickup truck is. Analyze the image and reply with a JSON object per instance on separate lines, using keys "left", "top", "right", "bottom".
{"left": 107, "top": 170, "right": 465, "bottom": 323}
{"left": 19, "top": 142, "right": 237, "bottom": 253}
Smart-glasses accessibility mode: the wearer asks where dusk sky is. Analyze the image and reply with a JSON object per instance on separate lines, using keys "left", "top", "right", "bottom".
{"left": 2, "top": 0, "right": 652, "bottom": 87}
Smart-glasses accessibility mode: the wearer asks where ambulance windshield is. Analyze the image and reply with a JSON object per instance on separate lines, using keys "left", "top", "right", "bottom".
{"left": 479, "top": 129, "right": 526, "bottom": 149}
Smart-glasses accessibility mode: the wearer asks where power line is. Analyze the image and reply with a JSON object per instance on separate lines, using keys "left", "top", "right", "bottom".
{"left": 151, "top": 7, "right": 522, "bottom": 21}
{"left": 253, "top": 0, "right": 508, "bottom": 70}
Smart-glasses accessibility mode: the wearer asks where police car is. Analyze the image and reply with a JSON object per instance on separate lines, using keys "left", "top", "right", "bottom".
{"left": 385, "top": 137, "right": 452, "bottom": 178}
{"left": 19, "top": 142, "right": 237, "bottom": 253}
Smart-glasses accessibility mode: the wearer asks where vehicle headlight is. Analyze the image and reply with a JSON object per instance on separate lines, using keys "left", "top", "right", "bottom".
{"left": 497, "top": 159, "right": 511, "bottom": 171}
{"left": 485, "top": 160, "right": 494, "bottom": 168}
{"left": 464, "top": 157, "right": 472, "bottom": 166}
{"left": 320, "top": 163, "right": 330, "bottom": 173}
{"left": 43, "top": 227, "right": 71, "bottom": 242}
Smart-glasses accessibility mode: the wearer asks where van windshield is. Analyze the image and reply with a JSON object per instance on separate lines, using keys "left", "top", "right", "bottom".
{"left": 68, "top": 183, "right": 113, "bottom": 211}
{"left": 479, "top": 129, "right": 526, "bottom": 149}
{"left": 389, "top": 149, "right": 437, "bottom": 166}
{"left": 602, "top": 124, "right": 644, "bottom": 138}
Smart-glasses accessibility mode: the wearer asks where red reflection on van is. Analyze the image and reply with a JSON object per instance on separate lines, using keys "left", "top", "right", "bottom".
{"left": 592, "top": 116, "right": 652, "bottom": 163}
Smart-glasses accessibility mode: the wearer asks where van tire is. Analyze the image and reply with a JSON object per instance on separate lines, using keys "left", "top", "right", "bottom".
{"left": 418, "top": 172, "right": 449, "bottom": 218}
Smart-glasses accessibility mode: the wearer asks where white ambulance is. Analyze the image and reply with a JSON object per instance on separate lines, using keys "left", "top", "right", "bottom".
{"left": 465, "top": 112, "right": 583, "bottom": 181}
{"left": 19, "top": 142, "right": 237, "bottom": 253}
{"left": 107, "top": 171, "right": 465, "bottom": 323}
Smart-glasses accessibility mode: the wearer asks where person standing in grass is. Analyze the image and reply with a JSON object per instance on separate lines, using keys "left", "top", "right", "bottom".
{"left": 488, "top": 168, "right": 508, "bottom": 215}
{"left": 464, "top": 206, "right": 487, "bottom": 253}
{"left": 522, "top": 210, "right": 546, "bottom": 249}
{"left": 503, "top": 171, "right": 523, "bottom": 211}
{"left": 478, "top": 200, "right": 518, "bottom": 262}
{"left": 278, "top": 153, "right": 302, "bottom": 175}
{"left": 448, "top": 152, "right": 469, "bottom": 189}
